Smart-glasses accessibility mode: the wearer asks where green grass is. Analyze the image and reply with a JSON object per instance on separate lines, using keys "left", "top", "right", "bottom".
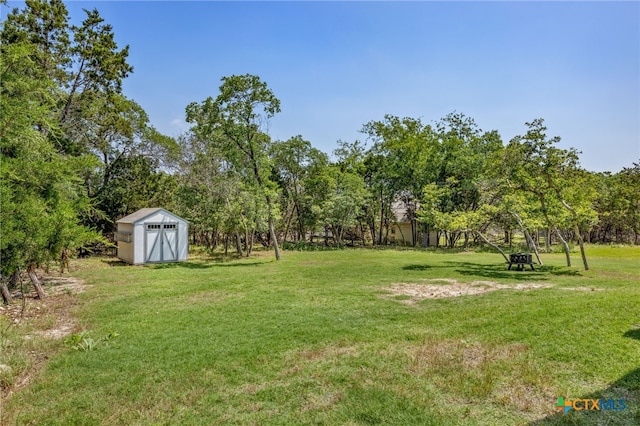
{"left": 2, "top": 246, "right": 639, "bottom": 425}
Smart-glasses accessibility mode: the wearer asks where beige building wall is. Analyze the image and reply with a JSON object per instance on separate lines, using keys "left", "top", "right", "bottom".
{"left": 116, "top": 223, "right": 134, "bottom": 264}
{"left": 388, "top": 223, "right": 439, "bottom": 247}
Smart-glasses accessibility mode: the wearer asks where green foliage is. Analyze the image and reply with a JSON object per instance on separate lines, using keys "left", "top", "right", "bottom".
{"left": 64, "top": 330, "right": 119, "bottom": 351}
{"left": 592, "top": 163, "right": 640, "bottom": 243}
{"left": 281, "top": 241, "right": 341, "bottom": 251}
{"left": 1, "top": 1, "right": 177, "bottom": 272}
{"left": 186, "top": 74, "right": 284, "bottom": 258}
{"left": 270, "top": 135, "right": 330, "bottom": 241}
{"left": 0, "top": 35, "right": 100, "bottom": 276}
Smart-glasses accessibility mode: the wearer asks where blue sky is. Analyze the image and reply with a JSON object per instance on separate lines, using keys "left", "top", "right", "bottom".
{"left": 3, "top": 1, "right": 639, "bottom": 173}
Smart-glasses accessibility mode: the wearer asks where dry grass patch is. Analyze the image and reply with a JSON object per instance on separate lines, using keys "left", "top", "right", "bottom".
{"left": 405, "top": 338, "right": 557, "bottom": 419}
{"left": 42, "top": 275, "right": 90, "bottom": 296}
{"left": 385, "top": 278, "right": 553, "bottom": 304}
{"left": 557, "top": 287, "right": 604, "bottom": 292}
{"left": 1, "top": 276, "right": 84, "bottom": 401}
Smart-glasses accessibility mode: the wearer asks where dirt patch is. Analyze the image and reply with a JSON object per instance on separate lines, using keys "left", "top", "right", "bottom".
{"left": 42, "top": 275, "right": 90, "bottom": 296}
{"left": 1, "top": 273, "right": 86, "bottom": 401}
{"left": 385, "top": 279, "right": 552, "bottom": 304}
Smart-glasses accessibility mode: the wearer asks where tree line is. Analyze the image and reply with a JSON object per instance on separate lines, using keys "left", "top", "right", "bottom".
{"left": 2, "top": 1, "right": 639, "bottom": 302}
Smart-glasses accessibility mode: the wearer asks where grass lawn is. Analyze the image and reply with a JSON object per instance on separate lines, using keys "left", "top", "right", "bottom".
{"left": 1, "top": 246, "right": 639, "bottom": 425}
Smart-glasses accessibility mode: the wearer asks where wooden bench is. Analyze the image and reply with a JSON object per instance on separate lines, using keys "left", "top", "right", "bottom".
{"left": 508, "top": 253, "right": 535, "bottom": 271}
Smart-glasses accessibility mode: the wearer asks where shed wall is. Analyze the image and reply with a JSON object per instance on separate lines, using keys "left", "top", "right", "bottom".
{"left": 116, "top": 223, "right": 134, "bottom": 264}
{"left": 177, "top": 221, "right": 188, "bottom": 261}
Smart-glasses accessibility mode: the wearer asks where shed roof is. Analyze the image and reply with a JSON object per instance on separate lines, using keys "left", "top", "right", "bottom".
{"left": 116, "top": 208, "right": 187, "bottom": 224}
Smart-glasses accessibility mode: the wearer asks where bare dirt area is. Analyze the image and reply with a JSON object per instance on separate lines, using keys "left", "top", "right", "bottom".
{"left": 385, "top": 279, "right": 553, "bottom": 304}
{"left": 2, "top": 273, "right": 88, "bottom": 334}
{"left": 42, "top": 273, "right": 90, "bottom": 297}
{"left": 1, "top": 272, "right": 87, "bottom": 400}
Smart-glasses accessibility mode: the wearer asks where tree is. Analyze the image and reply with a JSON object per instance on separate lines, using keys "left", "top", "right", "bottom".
{"left": 362, "top": 116, "right": 437, "bottom": 245}
{"left": 1, "top": 39, "right": 98, "bottom": 301}
{"left": 501, "top": 119, "right": 597, "bottom": 270}
{"left": 186, "top": 74, "right": 282, "bottom": 260}
{"left": 593, "top": 163, "right": 640, "bottom": 243}
{"left": 314, "top": 145, "right": 368, "bottom": 246}
{"left": 270, "top": 135, "right": 328, "bottom": 243}
{"left": 0, "top": 0, "right": 71, "bottom": 85}
{"left": 60, "top": 7, "right": 132, "bottom": 129}
{"left": 1, "top": 1, "right": 170, "bottom": 240}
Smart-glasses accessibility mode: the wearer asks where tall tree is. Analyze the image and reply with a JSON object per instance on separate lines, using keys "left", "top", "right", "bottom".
{"left": 1, "top": 39, "right": 98, "bottom": 301}
{"left": 0, "top": 0, "right": 71, "bottom": 85}
{"left": 60, "top": 8, "right": 132, "bottom": 127}
{"left": 362, "top": 116, "right": 436, "bottom": 245}
{"left": 502, "top": 119, "right": 597, "bottom": 270}
{"left": 186, "top": 74, "right": 282, "bottom": 260}
{"left": 270, "top": 135, "right": 328, "bottom": 242}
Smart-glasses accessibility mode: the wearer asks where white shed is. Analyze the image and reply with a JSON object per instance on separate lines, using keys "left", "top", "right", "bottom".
{"left": 115, "top": 208, "right": 189, "bottom": 264}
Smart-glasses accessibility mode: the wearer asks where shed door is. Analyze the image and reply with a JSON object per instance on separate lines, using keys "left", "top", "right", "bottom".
{"left": 145, "top": 223, "right": 178, "bottom": 263}
{"left": 161, "top": 223, "right": 178, "bottom": 261}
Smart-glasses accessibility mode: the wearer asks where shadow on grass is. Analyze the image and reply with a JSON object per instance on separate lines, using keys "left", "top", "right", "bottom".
{"left": 624, "top": 327, "right": 640, "bottom": 341}
{"left": 402, "top": 264, "right": 435, "bottom": 271}
{"left": 150, "top": 259, "right": 269, "bottom": 269}
{"left": 443, "top": 261, "right": 551, "bottom": 281}
{"left": 101, "top": 253, "right": 270, "bottom": 269}
{"left": 528, "top": 330, "right": 640, "bottom": 425}
{"left": 101, "top": 259, "right": 129, "bottom": 267}
{"left": 543, "top": 265, "right": 582, "bottom": 277}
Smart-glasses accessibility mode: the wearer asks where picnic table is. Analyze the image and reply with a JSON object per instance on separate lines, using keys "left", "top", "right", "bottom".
{"left": 508, "top": 253, "right": 535, "bottom": 271}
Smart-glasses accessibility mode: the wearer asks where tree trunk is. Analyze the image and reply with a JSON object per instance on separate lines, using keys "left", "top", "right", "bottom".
{"left": 235, "top": 232, "right": 243, "bottom": 256}
{"left": 383, "top": 221, "right": 390, "bottom": 245}
{"left": 27, "top": 265, "right": 46, "bottom": 299}
{"left": 282, "top": 205, "right": 294, "bottom": 244}
{"left": 369, "top": 221, "right": 376, "bottom": 247}
{"left": 247, "top": 230, "right": 254, "bottom": 256}
{"left": 1, "top": 277, "right": 12, "bottom": 305}
{"left": 360, "top": 223, "right": 368, "bottom": 247}
{"left": 422, "top": 225, "right": 429, "bottom": 247}
{"left": 268, "top": 217, "right": 281, "bottom": 260}
{"left": 545, "top": 228, "right": 551, "bottom": 253}
{"left": 378, "top": 195, "right": 384, "bottom": 246}
{"left": 9, "top": 271, "right": 19, "bottom": 290}
{"left": 60, "top": 249, "right": 70, "bottom": 273}
{"left": 559, "top": 199, "right": 589, "bottom": 270}
{"left": 410, "top": 217, "right": 417, "bottom": 247}
{"left": 333, "top": 225, "right": 342, "bottom": 246}
{"left": 554, "top": 227, "right": 571, "bottom": 267}
{"left": 573, "top": 223, "right": 589, "bottom": 270}
{"left": 474, "top": 231, "right": 509, "bottom": 263}
{"left": 244, "top": 229, "right": 250, "bottom": 257}
{"left": 510, "top": 212, "right": 543, "bottom": 266}
{"left": 523, "top": 228, "right": 543, "bottom": 266}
